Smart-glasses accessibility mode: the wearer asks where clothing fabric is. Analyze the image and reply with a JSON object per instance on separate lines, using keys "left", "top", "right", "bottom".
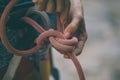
{"left": 0, "top": 27, "right": 19, "bottom": 68}
{"left": 0, "top": 0, "right": 34, "bottom": 13}
{"left": 0, "top": 1, "right": 56, "bottom": 71}
{"left": 0, "top": 1, "right": 56, "bottom": 80}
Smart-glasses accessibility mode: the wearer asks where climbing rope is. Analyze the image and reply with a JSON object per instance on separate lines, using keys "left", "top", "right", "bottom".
{"left": 0, "top": 0, "right": 85, "bottom": 80}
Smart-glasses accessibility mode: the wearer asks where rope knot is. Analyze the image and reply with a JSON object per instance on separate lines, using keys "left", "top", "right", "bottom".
{"left": 35, "top": 29, "right": 78, "bottom": 54}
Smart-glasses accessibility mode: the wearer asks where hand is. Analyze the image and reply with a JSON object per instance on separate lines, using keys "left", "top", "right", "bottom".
{"left": 32, "top": 0, "right": 87, "bottom": 56}
{"left": 63, "top": 0, "right": 87, "bottom": 57}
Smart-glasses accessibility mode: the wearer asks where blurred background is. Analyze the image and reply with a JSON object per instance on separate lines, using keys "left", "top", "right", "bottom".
{"left": 51, "top": 0, "right": 120, "bottom": 80}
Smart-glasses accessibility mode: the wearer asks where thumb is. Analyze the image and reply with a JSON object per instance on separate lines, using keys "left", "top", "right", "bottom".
{"left": 64, "top": 17, "right": 80, "bottom": 38}
{"left": 64, "top": 32, "right": 71, "bottom": 39}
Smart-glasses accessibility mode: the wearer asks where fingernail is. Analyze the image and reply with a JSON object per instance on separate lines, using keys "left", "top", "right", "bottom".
{"left": 64, "top": 32, "right": 70, "bottom": 38}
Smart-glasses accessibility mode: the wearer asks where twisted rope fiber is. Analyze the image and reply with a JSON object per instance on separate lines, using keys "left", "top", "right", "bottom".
{"left": 0, "top": 0, "right": 85, "bottom": 80}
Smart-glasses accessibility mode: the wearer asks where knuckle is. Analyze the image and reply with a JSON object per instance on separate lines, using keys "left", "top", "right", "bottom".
{"left": 75, "top": 12, "right": 83, "bottom": 19}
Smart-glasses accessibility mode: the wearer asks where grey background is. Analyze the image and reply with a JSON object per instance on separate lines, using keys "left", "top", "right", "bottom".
{"left": 51, "top": 0, "right": 120, "bottom": 80}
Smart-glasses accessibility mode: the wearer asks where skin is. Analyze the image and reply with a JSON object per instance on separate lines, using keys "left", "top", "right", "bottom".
{"left": 33, "top": 0, "right": 87, "bottom": 57}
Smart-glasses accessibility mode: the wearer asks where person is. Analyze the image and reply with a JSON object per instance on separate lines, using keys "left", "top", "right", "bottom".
{"left": 0, "top": 0, "right": 87, "bottom": 80}
{"left": 33, "top": 0, "right": 87, "bottom": 56}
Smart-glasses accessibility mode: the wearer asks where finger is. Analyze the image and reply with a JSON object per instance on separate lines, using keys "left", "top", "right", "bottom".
{"left": 56, "top": 37, "right": 78, "bottom": 46}
{"left": 72, "top": 40, "right": 85, "bottom": 56}
{"left": 64, "top": 32, "right": 72, "bottom": 39}
{"left": 33, "top": 0, "right": 48, "bottom": 11}
{"left": 45, "top": 0, "right": 56, "bottom": 13}
{"left": 60, "top": 0, "right": 70, "bottom": 23}
{"left": 56, "top": 0, "right": 65, "bottom": 13}
{"left": 64, "top": 0, "right": 83, "bottom": 35}
{"left": 49, "top": 37, "right": 74, "bottom": 52}
{"left": 64, "top": 17, "right": 80, "bottom": 36}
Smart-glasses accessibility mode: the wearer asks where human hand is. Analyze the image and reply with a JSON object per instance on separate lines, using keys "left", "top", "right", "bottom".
{"left": 63, "top": 0, "right": 87, "bottom": 57}
{"left": 32, "top": 0, "right": 87, "bottom": 56}
{"left": 56, "top": 0, "right": 87, "bottom": 57}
